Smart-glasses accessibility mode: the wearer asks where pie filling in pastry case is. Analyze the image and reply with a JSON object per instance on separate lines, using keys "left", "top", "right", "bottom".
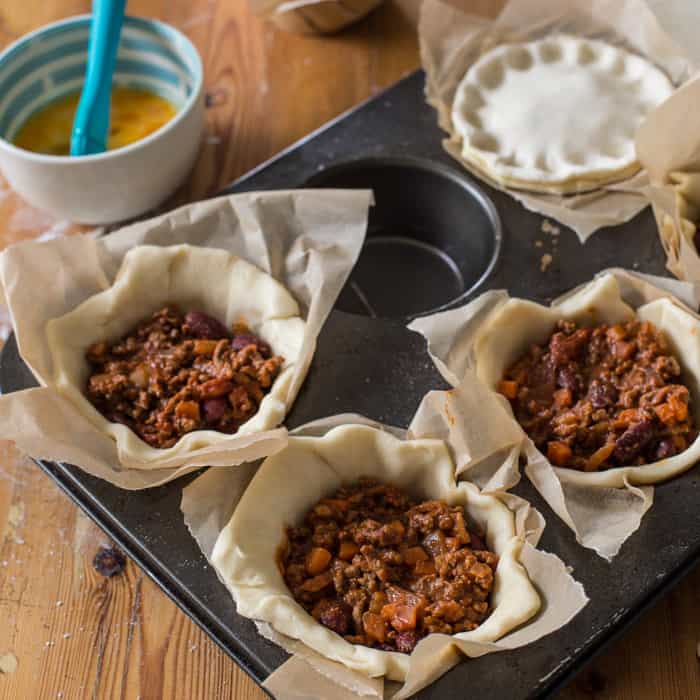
{"left": 211, "top": 425, "right": 541, "bottom": 682}
{"left": 5, "top": 7, "right": 699, "bottom": 696}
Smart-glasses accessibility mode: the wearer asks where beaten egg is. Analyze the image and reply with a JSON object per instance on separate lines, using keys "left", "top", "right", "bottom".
{"left": 13, "top": 86, "right": 177, "bottom": 156}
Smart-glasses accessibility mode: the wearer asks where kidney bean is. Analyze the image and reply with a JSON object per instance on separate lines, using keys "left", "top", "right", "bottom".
{"left": 589, "top": 380, "right": 618, "bottom": 409}
{"left": 231, "top": 333, "right": 271, "bottom": 354}
{"left": 202, "top": 398, "right": 227, "bottom": 423}
{"left": 184, "top": 311, "right": 230, "bottom": 339}
{"left": 557, "top": 365, "right": 580, "bottom": 394}
{"left": 469, "top": 531, "right": 487, "bottom": 551}
{"left": 395, "top": 630, "right": 421, "bottom": 654}
{"left": 314, "top": 599, "right": 352, "bottom": 636}
{"left": 653, "top": 438, "right": 677, "bottom": 461}
{"left": 613, "top": 419, "right": 657, "bottom": 463}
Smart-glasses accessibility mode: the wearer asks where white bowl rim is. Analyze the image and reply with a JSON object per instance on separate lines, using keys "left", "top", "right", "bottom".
{"left": 0, "top": 13, "right": 204, "bottom": 165}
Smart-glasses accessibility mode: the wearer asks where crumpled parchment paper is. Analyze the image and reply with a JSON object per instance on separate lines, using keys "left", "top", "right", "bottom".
{"left": 182, "top": 408, "right": 588, "bottom": 699}
{"left": 637, "top": 75, "right": 700, "bottom": 282}
{"left": 419, "top": 0, "right": 695, "bottom": 242}
{"left": 409, "top": 268, "right": 700, "bottom": 560}
{"left": 0, "top": 189, "right": 371, "bottom": 489}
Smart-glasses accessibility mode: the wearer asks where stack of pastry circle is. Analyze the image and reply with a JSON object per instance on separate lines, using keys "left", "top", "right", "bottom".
{"left": 451, "top": 35, "right": 674, "bottom": 194}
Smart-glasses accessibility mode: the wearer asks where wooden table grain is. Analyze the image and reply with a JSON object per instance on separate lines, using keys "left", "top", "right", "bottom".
{"left": 0, "top": 1, "right": 699, "bottom": 699}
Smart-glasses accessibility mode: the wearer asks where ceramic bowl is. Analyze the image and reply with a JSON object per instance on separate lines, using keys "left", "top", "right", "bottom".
{"left": 0, "top": 15, "right": 204, "bottom": 224}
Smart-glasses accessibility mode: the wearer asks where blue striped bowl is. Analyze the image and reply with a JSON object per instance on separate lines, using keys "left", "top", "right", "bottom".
{"left": 0, "top": 15, "right": 204, "bottom": 223}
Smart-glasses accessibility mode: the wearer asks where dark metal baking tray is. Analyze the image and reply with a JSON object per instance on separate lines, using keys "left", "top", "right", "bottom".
{"left": 3, "top": 70, "right": 700, "bottom": 699}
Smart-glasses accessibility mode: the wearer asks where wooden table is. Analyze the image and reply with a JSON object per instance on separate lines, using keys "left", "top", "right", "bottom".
{"left": 0, "top": 1, "right": 699, "bottom": 698}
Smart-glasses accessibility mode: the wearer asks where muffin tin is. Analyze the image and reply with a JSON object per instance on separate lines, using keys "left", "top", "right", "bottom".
{"left": 306, "top": 156, "right": 501, "bottom": 318}
{"left": 2, "top": 71, "right": 700, "bottom": 698}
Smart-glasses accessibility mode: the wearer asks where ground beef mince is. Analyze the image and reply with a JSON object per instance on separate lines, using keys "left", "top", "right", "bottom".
{"left": 281, "top": 479, "right": 497, "bottom": 654}
{"left": 498, "top": 319, "right": 696, "bottom": 471}
{"left": 85, "top": 306, "right": 284, "bottom": 448}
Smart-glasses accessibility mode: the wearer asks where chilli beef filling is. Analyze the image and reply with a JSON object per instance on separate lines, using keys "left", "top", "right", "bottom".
{"left": 498, "top": 319, "right": 696, "bottom": 471}
{"left": 85, "top": 306, "right": 284, "bottom": 448}
{"left": 281, "top": 479, "right": 497, "bottom": 654}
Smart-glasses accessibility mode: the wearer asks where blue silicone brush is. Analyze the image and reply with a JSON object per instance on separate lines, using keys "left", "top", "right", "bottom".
{"left": 70, "top": 0, "right": 126, "bottom": 156}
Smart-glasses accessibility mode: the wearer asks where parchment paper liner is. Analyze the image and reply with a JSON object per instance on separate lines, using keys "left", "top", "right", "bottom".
{"left": 418, "top": 0, "right": 695, "bottom": 242}
{"left": 636, "top": 76, "right": 700, "bottom": 282}
{"left": 182, "top": 412, "right": 588, "bottom": 699}
{"left": 409, "top": 269, "right": 700, "bottom": 560}
{"left": 0, "top": 190, "right": 372, "bottom": 489}
{"left": 248, "top": 0, "right": 382, "bottom": 35}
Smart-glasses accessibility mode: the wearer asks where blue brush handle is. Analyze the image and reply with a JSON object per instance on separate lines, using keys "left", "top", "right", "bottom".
{"left": 70, "top": 0, "right": 126, "bottom": 156}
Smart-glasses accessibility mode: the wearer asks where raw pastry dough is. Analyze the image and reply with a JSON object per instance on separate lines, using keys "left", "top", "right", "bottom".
{"left": 47, "top": 244, "right": 306, "bottom": 464}
{"left": 452, "top": 35, "right": 674, "bottom": 194}
{"left": 211, "top": 424, "right": 541, "bottom": 682}
{"left": 473, "top": 273, "right": 700, "bottom": 487}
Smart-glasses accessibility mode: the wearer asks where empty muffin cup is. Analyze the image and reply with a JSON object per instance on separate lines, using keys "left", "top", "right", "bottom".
{"left": 306, "top": 156, "right": 501, "bottom": 319}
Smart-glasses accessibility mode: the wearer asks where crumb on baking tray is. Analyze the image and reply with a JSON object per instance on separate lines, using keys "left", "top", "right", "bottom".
{"left": 540, "top": 253, "right": 553, "bottom": 272}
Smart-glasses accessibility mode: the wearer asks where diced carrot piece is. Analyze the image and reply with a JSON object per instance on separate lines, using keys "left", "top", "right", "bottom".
{"left": 337, "top": 542, "right": 359, "bottom": 561}
{"left": 452, "top": 512, "right": 470, "bottom": 544}
{"left": 498, "top": 380, "right": 519, "bottom": 400}
{"left": 655, "top": 403, "right": 677, "bottom": 425}
{"left": 547, "top": 441, "right": 572, "bottom": 467}
{"left": 362, "top": 612, "right": 388, "bottom": 643}
{"left": 175, "top": 400, "right": 200, "bottom": 421}
{"left": 613, "top": 340, "right": 636, "bottom": 360}
{"left": 193, "top": 339, "right": 219, "bottom": 355}
{"left": 614, "top": 409, "right": 639, "bottom": 429}
{"left": 414, "top": 560, "right": 436, "bottom": 576}
{"left": 607, "top": 325, "right": 626, "bottom": 341}
{"left": 554, "top": 388, "right": 572, "bottom": 408}
{"left": 305, "top": 547, "right": 332, "bottom": 576}
{"left": 381, "top": 603, "right": 418, "bottom": 632}
{"left": 670, "top": 396, "right": 688, "bottom": 422}
{"left": 403, "top": 546, "right": 429, "bottom": 566}
{"left": 584, "top": 443, "right": 615, "bottom": 472}
{"left": 301, "top": 571, "right": 333, "bottom": 592}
